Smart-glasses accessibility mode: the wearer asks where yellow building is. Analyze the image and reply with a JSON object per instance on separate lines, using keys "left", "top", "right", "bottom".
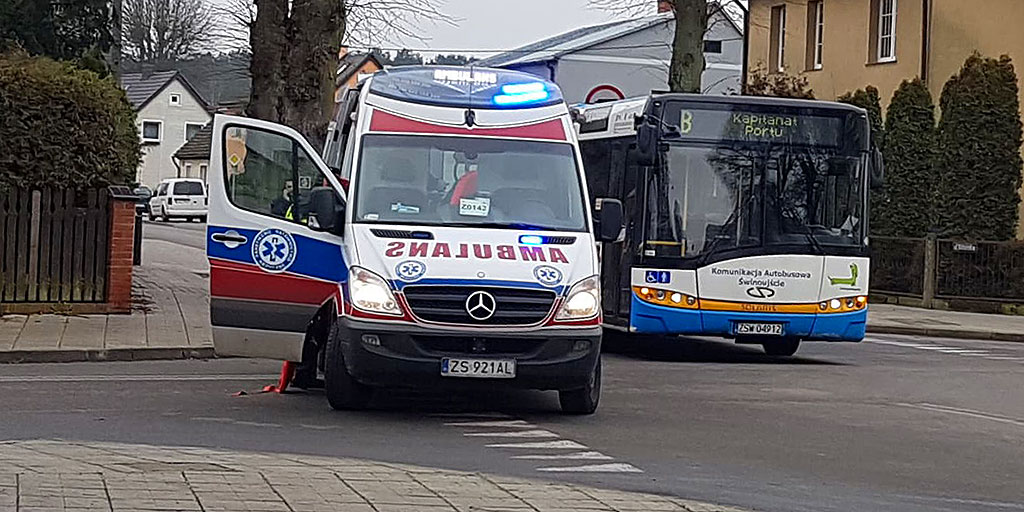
{"left": 746, "top": 0, "right": 1024, "bottom": 237}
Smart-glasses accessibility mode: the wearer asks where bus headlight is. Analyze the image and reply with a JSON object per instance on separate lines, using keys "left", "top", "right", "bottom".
{"left": 557, "top": 276, "right": 600, "bottom": 321}
{"left": 350, "top": 267, "right": 402, "bottom": 316}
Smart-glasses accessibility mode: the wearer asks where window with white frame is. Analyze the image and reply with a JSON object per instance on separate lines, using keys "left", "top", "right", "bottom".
{"left": 199, "top": 164, "right": 208, "bottom": 182}
{"left": 877, "top": 0, "right": 897, "bottom": 62}
{"left": 185, "top": 163, "right": 193, "bottom": 177}
{"left": 812, "top": 1, "right": 824, "bottom": 69}
{"left": 185, "top": 122, "right": 204, "bottom": 142}
{"left": 770, "top": 5, "right": 787, "bottom": 72}
{"left": 169, "top": 93, "right": 181, "bottom": 106}
{"left": 141, "top": 121, "right": 162, "bottom": 143}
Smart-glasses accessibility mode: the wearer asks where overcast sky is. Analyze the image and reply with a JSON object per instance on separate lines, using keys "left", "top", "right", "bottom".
{"left": 382, "top": 0, "right": 654, "bottom": 58}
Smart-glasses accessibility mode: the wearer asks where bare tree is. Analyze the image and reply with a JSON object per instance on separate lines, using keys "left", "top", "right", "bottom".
{"left": 122, "top": 0, "right": 216, "bottom": 63}
{"left": 591, "top": 0, "right": 744, "bottom": 93}
{"left": 219, "top": 0, "right": 450, "bottom": 143}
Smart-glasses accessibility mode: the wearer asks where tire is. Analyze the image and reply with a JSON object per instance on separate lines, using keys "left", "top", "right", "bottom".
{"left": 160, "top": 207, "right": 169, "bottom": 222}
{"left": 762, "top": 338, "right": 800, "bottom": 356}
{"left": 324, "top": 321, "right": 372, "bottom": 410}
{"left": 559, "top": 356, "right": 601, "bottom": 415}
{"left": 147, "top": 209, "right": 157, "bottom": 221}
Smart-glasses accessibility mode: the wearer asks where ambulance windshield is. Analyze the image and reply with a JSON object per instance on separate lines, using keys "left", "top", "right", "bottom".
{"left": 353, "top": 135, "right": 588, "bottom": 232}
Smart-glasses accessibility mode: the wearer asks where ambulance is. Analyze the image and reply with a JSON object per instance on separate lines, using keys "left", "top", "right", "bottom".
{"left": 206, "top": 66, "right": 623, "bottom": 414}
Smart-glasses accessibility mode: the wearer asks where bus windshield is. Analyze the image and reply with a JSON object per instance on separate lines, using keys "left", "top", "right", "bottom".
{"left": 645, "top": 142, "right": 865, "bottom": 257}
{"left": 353, "top": 134, "right": 588, "bottom": 232}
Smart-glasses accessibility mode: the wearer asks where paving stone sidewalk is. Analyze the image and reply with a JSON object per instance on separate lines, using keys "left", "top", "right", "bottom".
{"left": 0, "top": 440, "right": 745, "bottom": 512}
{"left": 0, "top": 239, "right": 213, "bottom": 363}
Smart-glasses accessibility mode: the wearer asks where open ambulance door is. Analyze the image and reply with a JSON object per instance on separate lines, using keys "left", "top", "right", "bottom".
{"left": 206, "top": 115, "right": 349, "bottom": 361}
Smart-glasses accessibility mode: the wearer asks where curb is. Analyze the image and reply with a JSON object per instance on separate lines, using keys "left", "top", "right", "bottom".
{"left": 867, "top": 325, "right": 1024, "bottom": 343}
{"left": 0, "top": 346, "right": 216, "bottom": 364}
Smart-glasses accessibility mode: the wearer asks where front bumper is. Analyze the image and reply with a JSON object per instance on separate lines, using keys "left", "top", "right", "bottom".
{"left": 630, "top": 296, "right": 867, "bottom": 341}
{"left": 338, "top": 317, "right": 601, "bottom": 391}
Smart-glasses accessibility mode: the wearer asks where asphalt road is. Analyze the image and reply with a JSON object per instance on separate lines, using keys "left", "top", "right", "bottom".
{"left": 11, "top": 220, "right": 1015, "bottom": 512}
{"left": 142, "top": 218, "right": 207, "bottom": 250}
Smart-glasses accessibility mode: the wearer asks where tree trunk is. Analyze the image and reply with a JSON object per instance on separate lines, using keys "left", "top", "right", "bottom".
{"left": 668, "top": 0, "right": 707, "bottom": 93}
{"left": 281, "top": 0, "right": 345, "bottom": 147}
{"left": 247, "top": 0, "right": 288, "bottom": 122}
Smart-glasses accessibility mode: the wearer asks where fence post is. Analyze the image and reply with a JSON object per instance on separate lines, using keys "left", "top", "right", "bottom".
{"left": 922, "top": 234, "right": 937, "bottom": 308}
{"left": 106, "top": 186, "right": 138, "bottom": 313}
{"left": 133, "top": 213, "right": 142, "bottom": 266}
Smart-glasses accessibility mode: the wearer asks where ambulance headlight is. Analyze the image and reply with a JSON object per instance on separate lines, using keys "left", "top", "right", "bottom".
{"left": 556, "top": 275, "right": 600, "bottom": 321}
{"left": 350, "top": 267, "right": 401, "bottom": 316}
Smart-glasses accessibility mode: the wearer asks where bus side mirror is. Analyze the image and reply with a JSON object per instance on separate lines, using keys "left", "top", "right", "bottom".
{"left": 309, "top": 187, "right": 346, "bottom": 236}
{"left": 596, "top": 198, "right": 624, "bottom": 243}
{"left": 635, "top": 115, "right": 658, "bottom": 167}
{"left": 870, "top": 147, "right": 885, "bottom": 190}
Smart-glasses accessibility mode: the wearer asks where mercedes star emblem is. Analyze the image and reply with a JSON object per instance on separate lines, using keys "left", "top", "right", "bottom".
{"left": 465, "top": 290, "right": 497, "bottom": 321}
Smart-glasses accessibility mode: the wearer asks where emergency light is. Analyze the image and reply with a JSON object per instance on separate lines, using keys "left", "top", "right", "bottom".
{"left": 519, "top": 235, "right": 545, "bottom": 245}
{"left": 368, "top": 66, "right": 563, "bottom": 109}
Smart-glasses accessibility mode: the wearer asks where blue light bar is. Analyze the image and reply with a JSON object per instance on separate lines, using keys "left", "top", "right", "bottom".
{"left": 519, "top": 235, "right": 545, "bottom": 245}
{"left": 501, "top": 82, "right": 546, "bottom": 95}
{"left": 367, "top": 66, "right": 563, "bottom": 110}
{"left": 493, "top": 90, "right": 550, "bottom": 106}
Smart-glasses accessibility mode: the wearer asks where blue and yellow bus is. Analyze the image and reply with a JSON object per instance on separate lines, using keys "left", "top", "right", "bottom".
{"left": 575, "top": 94, "right": 883, "bottom": 356}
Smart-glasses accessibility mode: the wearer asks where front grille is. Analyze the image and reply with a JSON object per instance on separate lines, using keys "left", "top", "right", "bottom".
{"left": 412, "top": 335, "right": 545, "bottom": 356}
{"left": 402, "top": 286, "right": 556, "bottom": 325}
{"left": 371, "top": 229, "right": 434, "bottom": 240}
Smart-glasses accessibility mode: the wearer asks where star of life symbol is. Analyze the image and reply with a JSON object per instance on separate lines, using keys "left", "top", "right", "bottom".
{"left": 533, "top": 265, "right": 563, "bottom": 287}
{"left": 251, "top": 228, "right": 296, "bottom": 273}
{"left": 395, "top": 260, "right": 426, "bottom": 281}
{"left": 465, "top": 291, "right": 497, "bottom": 321}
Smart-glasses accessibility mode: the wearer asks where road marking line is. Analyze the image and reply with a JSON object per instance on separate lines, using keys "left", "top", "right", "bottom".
{"left": 935, "top": 349, "right": 989, "bottom": 354}
{"left": 535, "top": 463, "right": 643, "bottom": 473}
{"left": 0, "top": 375, "right": 272, "bottom": 383}
{"left": 233, "top": 420, "right": 282, "bottom": 428}
{"left": 984, "top": 357, "right": 1024, "bottom": 361}
{"left": 444, "top": 420, "right": 534, "bottom": 428}
{"left": 897, "top": 402, "right": 1024, "bottom": 428}
{"left": 430, "top": 412, "right": 511, "bottom": 419}
{"left": 191, "top": 417, "right": 233, "bottom": 422}
{"left": 464, "top": 430, "right": 558, "bottom": 438}
{"left": 486, "top": 440, "right": 588, "bottom": 449}
{"left": 512, "top": 451, "right": 614, "bottom": 461}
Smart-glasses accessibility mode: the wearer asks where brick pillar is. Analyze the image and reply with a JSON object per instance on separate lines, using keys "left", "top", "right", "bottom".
{"left": 107, "top": 187, "right": 138, "bottom": 313}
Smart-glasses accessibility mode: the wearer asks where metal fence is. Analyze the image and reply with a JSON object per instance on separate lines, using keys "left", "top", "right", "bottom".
{"left": 0, "top": 188, "right": 110, "bottom": 303}
{"left": 870, "top": 235, "right": 1024, "bottom": 304}
{"left": 935, "top": 239, "right": 1024, "bottom": 301}
{"left": 870, "top": 236, "right": 927, "bottom": 296}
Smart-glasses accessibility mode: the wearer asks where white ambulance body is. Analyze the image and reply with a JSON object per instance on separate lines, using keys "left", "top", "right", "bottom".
{"left": 206, "top": 66, "right": 623, "bottom": 414}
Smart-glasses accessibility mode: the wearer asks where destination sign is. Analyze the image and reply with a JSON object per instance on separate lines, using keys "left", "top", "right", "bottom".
{"left": 662, "top": 103, "right": 852, "bottom": 148}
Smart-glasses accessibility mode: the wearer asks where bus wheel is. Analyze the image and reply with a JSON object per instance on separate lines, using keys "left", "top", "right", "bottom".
{"left": 559, "top": 356, "right": 601, "bottom": 415}
{"left": 762, "top": 338, "right": 800, "bottom": 357}
{"left": 324, "top": 322, "right": 372, "bottom": 410}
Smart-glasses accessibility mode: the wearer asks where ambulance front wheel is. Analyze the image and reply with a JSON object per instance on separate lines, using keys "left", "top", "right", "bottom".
{"left": 558, "top": 355, "right": 601, "bottom": 415}
{"left": 325, "top": 321, "right": 372, "bottom": 410}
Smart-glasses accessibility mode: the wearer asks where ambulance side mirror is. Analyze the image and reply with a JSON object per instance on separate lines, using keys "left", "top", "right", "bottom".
{"left": 309, "top": 187, "right": 346, "bottom": 236}
{"left": 596, "top": 198, "right": 624, "bottom": 243}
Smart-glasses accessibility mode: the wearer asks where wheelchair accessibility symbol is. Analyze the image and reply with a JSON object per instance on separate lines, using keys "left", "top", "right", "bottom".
{"left": 251, "top": 228, "right": 297, "bottom": 273}
{"left": 645, "top": 270, "right": 671, "bottom": 284}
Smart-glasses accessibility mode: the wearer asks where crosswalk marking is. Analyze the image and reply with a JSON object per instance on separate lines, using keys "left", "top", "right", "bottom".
{"left": 464, "top": 430, "right": 559, "bottom": 438}
{"left": 444, "top": 420, "right": 534, "bottom": 428}
{"left": 512, "top": 451, "right": 614, "bottom": 461}
{"left": 441, "top": 414, "right": 643, "bottom": 474}
{"left": 536, "top": 463, "right": 643, "bottom": 473}
{"left": 486, "top": 440, "right": 589, "bottom": 449}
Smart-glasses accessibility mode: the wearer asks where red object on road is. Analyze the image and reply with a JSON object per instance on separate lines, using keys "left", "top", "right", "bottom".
{"left": 261, "top": 361, "right": 296, "bottom": 394}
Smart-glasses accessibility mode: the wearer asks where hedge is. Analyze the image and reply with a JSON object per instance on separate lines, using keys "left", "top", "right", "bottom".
{"left": 881, "top": 79, "right": 937, "bottom": 237}
{"left": 0, "top": 50, "right": 140, "bottom": 192}
{"left": 935, "top": 53, "right": 1023, "bottom": 241}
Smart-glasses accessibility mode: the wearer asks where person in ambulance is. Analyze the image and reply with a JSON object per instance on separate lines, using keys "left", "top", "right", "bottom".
{"left": 206, "top": 66, "right": 623, "bottom": 414}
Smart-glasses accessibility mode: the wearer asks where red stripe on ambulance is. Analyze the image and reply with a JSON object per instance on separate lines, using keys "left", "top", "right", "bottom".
{"left": 369, "top": 110, "right": 567, "bottom": 141}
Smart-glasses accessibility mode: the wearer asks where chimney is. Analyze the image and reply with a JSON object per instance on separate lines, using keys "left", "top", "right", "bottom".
{"left": 658, "top": 0, "right": 673, "bottom": 13}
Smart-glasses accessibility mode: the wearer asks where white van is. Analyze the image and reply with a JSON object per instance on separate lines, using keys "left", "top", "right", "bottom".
{"left": 149, "top": 178, "right": 208, "bottom": 222}
{"left": 205, "top": 66, "right": 622, "bottom": 414}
